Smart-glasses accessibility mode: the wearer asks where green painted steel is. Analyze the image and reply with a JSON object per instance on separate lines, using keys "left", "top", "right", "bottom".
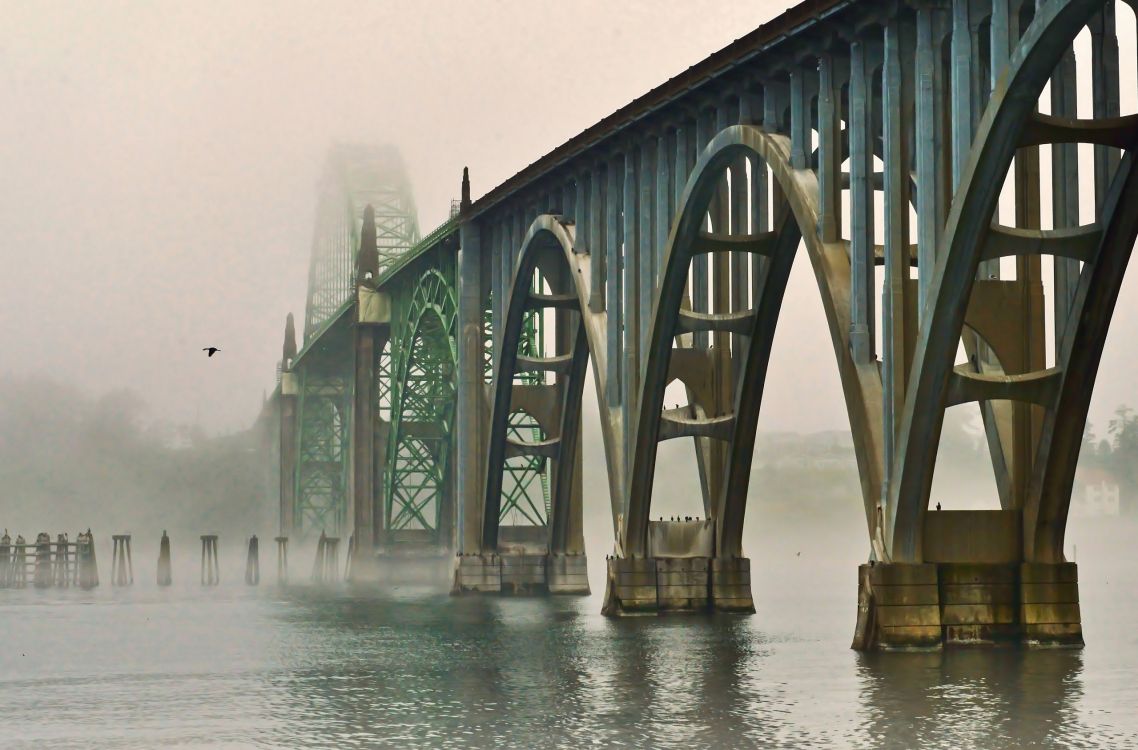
{"left": 303, "top": 145, "right": 420, "bottom": 341}
{"left": 497, "top": 275, "right": 552, "bottom": 528}
{"left": 383, "top": 266, "right": 458, "bottom": 545}
{"left": 292, "top": 145, "right": 421, "bottom": 541}
{"left": 294, "top": 370, "right": 352, "bottom": 537}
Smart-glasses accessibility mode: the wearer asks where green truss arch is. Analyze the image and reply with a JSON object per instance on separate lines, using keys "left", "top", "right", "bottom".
{"left": 384, "top": 269, "right": 458, "bottom": 545}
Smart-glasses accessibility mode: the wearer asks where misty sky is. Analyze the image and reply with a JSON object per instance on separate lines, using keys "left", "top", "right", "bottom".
{"left": 2, "top": 0, "right": 1137, "bottom": 442}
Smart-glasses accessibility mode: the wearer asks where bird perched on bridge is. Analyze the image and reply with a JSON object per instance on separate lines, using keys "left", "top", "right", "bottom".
{"left": 936, "top": 502, "right": 942, "bottom": 511}
{"left": 202, "top": 347, "right": 220, "bottom": 358}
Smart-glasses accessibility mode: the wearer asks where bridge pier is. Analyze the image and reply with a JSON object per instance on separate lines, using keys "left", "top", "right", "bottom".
{"left": 601, "top": 520, "right": 754, "bottom": 615}
{"left": 853, "top": 511, "right": 1082, "bottom": 649}
{"left": 601, "top": 556, "right": 754, "bottom": 615}
{"left": 853, "top": 561, "right": 1083, "bottom": 649}
{"left": 452, "top": 552, "right": 589, "bottom": 595}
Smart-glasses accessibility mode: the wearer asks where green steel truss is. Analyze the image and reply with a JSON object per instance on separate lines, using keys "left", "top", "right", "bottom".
{"left": 293, "top": 145, "right": 420, "bottom": 541}
{"left": 303, "top": 144, "right": 420, "bottom": 340}
{"left": 384, "top": 267, "right": 458, "bottom": 545}
{"left": 295, "top": 370, "right": 352, "bottom": 537}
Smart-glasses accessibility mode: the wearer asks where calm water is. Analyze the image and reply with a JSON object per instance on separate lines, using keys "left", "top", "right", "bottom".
{"left": 2, "top": 518, "right": 1137, "bottom": 749}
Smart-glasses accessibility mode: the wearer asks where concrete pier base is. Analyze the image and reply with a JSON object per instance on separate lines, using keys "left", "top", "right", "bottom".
{"left": 451, "top": 552, "right": 590, "bottom": 595}
{"left": 546, "top": 554, "right": 590, "bottom": 594}
{"left": 852, "top": 562, "right": 1083, "bottom": 650}
{"left": 601, "top": 556, "right": 755, "bottom": 615}
{"left": 452, "top": 554, "right": 502, "bottom": 593}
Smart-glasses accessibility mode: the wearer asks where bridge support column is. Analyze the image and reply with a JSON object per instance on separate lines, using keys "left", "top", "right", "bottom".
{"left": 349, "top": 309, "right": 389, "bottom": 582}
{"left": 279, "top": 314, "right": 298, "bottom": 539}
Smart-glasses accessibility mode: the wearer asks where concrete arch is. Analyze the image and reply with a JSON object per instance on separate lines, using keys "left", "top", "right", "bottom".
{"left": 1025, "top": 146, "right": 1138, "bottom": 561}
{"left": 623, "top": 123, "right": 886, "bottom": 560}
{"left": 481, "top": 216, "right": 619, "bottom": 556}
{"left": 888, "top": 0, "right": 1117, "bottom": 562}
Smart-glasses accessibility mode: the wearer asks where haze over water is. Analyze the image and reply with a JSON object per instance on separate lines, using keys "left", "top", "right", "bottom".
{"left": 2, "top": 511, "right": 1135, "bottom": 749}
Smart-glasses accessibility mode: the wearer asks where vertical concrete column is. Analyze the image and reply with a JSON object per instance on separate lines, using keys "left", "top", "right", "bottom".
{"left": 654, "top": 129, "right": 671, "bottom": 319}
{"left": 605, "top": 158, "right": 622, "bottom": 412}
{"left": 1051, "top": 47, "right": 1080, "bottom": 338}
{"left": 456, "top": 215, "right": 485, "bottom": 555}
{"left": 848, "top": 38, "right": 875, "bottom": 364}
{"left": 639, "top": 136, "right": 657, "bottom": 394}
{"left": 881, "top": 18, "right": 913, "bottom": 497}
{"left": 915, "top": 5, "right": 948, "bottom": 315}
{"left": 279, "top": 314, "right": 299, "bottom": 538}
{"left": 789, "top": 67, "right": 809, "bottom": 170}
{"left": 622, "top": 147, "right": 640, "bottom": 426}
{"left": 693, "top": 109, "right": 711, "bottom": 348}
{"left": 589, "top": 165, "right": 605, "bottom": 312}
{"left": 1091, "top": 4, "right": 1121, "bottom": 211}
{"left": 351, "top": 206, "right": 386, "bottom": 578}
{"left": 817, "top": 51, "right": 842, "bottom": 244}
{"left": 490, "top": 221, "right": 503, "bottom": 371}
{"left": 950, "top": 0, "right": 974, "bottom": 190}
{"left": 352, "top": 309, "right": 389, "bottom": 579}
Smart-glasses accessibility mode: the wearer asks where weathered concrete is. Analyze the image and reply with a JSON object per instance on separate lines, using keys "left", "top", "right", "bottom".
{"left": 452, "top": 550, "right": 590, "bottom": 595}
{"left": 452, "top": 554, "right": 502, "bottom": 593}
{"left": 604, "top": 520, "right": 754, "bottom": 614}
{"left": 853, "top": 561, "right": 1082, "bottom": 649}
{"left": 923, "top": 510, "right": 1022, "bottom": 564}
{"left": 546, "top": 554, "right": 590, "bottom": 595}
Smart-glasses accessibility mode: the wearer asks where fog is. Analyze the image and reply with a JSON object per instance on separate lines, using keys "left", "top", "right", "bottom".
{"left": 3, "top": 2, "right": 1138, "bottom": 542}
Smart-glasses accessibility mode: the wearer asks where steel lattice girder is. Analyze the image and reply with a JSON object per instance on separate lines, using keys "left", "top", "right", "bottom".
{"left": 485, "top": 288, "right": 552, "bottom": 527}
{"left": 384, "top": 267, "right": 458, "bottom": 542}
{"left": 303, "top": 145, "right": 420, "bottom": 340}
{"left": 295, "top": 370, "right": 351, "bottom": 538}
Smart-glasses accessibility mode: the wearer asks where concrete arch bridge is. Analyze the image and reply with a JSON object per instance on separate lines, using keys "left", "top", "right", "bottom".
{"left": 274, "top": 0, "right": 1138, "bottom": 648}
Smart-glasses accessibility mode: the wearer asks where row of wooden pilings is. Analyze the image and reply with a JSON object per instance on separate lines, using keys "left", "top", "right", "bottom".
{"left": 1, "top": 530, "right": 350, "bottom": 588}
{"left": 0, "top": 530, "right": 99, "bottom": 589}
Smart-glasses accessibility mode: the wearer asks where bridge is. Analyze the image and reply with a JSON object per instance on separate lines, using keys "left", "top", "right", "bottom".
{"left": 272, "top": 0, "right": 1138, "bottom": 648}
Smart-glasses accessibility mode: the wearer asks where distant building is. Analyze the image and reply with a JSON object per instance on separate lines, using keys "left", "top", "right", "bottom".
{"left": 1071, "top": 466, "right": 1121, "bottom": 518}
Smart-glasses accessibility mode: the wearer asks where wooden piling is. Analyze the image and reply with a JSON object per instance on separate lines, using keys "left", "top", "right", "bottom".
{"left": 200, "top": 535, "right": 219, "bottom": 586}
{"left": 245, "top": 535, "right": 260, "bottom": 585}
{"left": 77, "top": 530, "right": 99, "bottom": 589}
{"left": 0, "top": 531, "right": 10, "bottom": 588}
{"left": 53, "top": 533, "right": 72, "bottom": 587}
{"left": 12, "top": 535, "right": 27, "bottom": 588}
{"left": 112, "top": 534, "right": 134, "bottom": 586}
{"left": 33, "top": 533, "right": 52, "bottom": 588}
{"left": 274, "top": 536, "right": 288, "bottom": 584}
{"left": 310, "top": 532, "right": 340, "bottom": 584}
{"left": 157, "top": 531, "right": 172, "bottom": 586}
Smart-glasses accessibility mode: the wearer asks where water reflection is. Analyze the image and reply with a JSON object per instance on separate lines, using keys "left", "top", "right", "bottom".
{"left": 857, "top": 649, "right": 1085, "bottom": 749}
{"left": 3, "top": 583, "right": 1137, "bottom": 748}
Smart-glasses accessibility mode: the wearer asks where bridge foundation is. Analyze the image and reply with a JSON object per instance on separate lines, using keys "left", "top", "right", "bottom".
{"left": 852, "top": 561, "right": 1083, "bottom": 650}
{"left": 601, "top": 556, "right": 754, "bottom": 615}
{"left": 451, "top": 552, "right": 590, "bottom": 595}
{"left": 601, "top": 519, "right": 754, "bottom": 615}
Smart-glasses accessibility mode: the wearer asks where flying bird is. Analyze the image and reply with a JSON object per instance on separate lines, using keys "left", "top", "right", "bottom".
{"left": 203, "top": 347, "right": 220, "bottom": 358}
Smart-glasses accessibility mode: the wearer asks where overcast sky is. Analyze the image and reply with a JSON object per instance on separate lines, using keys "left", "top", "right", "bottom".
{"left": 2, "top": 1, "right": 1137, "bottom": 441}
